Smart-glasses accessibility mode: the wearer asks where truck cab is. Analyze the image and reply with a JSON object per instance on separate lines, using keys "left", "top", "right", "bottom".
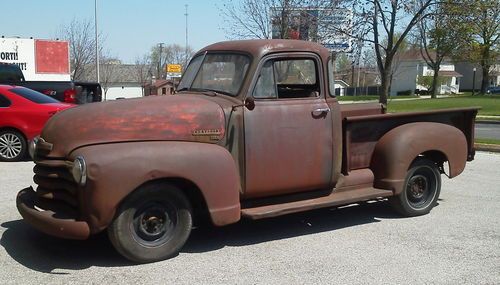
{"left": 17, "top": 40, "right": 478, "bottom": 263}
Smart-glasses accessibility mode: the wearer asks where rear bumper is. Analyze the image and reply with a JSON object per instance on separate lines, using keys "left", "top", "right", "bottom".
{"left": 16, "top": 186, "right": 90, "bottom": 240}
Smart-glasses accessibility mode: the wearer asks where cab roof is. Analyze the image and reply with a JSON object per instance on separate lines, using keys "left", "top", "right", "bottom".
{"left": 199, "top": 39, "right": 331, "bottom": 61}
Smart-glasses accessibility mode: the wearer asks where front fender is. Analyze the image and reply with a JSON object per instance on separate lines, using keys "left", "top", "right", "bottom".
{"left": 370, "top": 122, "right": 467, "bottom": 194}
{"left": 70, "top": 141, "right": 241, "bottom": 233}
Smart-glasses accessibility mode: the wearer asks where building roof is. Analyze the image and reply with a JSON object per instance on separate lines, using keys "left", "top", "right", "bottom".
{"left": 438, "top": 70, "right": 463, "bottom": 77}
{"left": 145, "top": 79, "right": 174, "bottom": 88}
{"left": 334, "top": 80, "right": 350, "bottom": 87}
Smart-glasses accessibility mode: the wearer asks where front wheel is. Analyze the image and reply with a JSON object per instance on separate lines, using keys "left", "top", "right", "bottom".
{"left": 390, "top": 157, "right": 441, "bottom": 216}
{"left": 108, "top": 183, "right": 193, "bottom": 263}
{"left": 0, "top": 130, "right": 27, "bottom": 162}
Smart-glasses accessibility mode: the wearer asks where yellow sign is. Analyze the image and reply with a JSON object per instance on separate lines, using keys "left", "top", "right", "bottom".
{"left": 167, "top": 64, "right": 182, "bottom": 73}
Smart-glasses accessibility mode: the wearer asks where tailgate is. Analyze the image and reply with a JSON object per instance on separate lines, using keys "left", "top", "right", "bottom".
{"left": 74, "top": 82, "right": 102, "bottom": 103}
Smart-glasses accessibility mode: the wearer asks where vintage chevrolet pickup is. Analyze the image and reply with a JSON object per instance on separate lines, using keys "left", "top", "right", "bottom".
{"left": 17, "top": 39, "right": 478, "bottom": 263}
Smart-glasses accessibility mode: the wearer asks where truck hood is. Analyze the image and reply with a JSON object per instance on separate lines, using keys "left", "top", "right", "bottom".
{"left": 41, "top": 95, "right": 226, "bottom": 157}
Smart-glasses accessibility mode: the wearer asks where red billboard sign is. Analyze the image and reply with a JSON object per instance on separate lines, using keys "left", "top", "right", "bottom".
{"left": 35, "top": 40, "right": 70, "bottom": 74}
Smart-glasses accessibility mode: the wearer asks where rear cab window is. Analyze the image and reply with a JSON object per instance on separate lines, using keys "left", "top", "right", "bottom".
{"left": 9, "top": 88, "right": 59, "bottom": 104}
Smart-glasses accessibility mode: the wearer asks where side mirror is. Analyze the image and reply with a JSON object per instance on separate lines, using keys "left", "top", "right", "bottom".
{"left": 245, "top": 97, "right": 255, "bottom": 111}
{"left": 232, "top": 97, "right": 255, "bottom": 111}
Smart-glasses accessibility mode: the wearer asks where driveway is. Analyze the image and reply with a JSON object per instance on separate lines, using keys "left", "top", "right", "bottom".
{"left": 0, "top": 152, "right": 499, "bottom": 284}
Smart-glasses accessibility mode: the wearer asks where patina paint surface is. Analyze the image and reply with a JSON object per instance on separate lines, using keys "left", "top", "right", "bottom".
{"left": 42, "top": 94, "right": 226, "bottom": 157}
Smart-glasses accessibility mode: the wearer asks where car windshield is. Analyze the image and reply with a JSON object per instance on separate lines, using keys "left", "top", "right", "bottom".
{"left": 178, "top": 53, "right": 251, "bottom": 97}
{"left": 9, "top": 87, "right": 60, "bottom": 104}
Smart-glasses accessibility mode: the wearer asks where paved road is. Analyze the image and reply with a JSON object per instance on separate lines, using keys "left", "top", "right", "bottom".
{"left": 1, "top": 153, "right": 499, "bottom": 284}
{"left": 476, "top": 123, "right": 500, "bottom": 140}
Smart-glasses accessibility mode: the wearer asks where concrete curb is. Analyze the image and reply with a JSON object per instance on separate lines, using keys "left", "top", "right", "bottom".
{"left": 475, "top": 143, "right": 500, "bottom": 153}
{"left": 476, "top": 120, "right": 500, "bottom": 124}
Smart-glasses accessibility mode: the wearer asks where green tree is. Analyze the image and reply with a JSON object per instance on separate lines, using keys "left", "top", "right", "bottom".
{"left": 454, "top": 0, "right": 499, "bottom": 94}
{"left": 416, "top": 1, "right": 467, "bottom": 98}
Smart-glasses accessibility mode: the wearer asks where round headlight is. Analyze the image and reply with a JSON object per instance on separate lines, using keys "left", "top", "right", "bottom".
{"left": 28, "top": 137, "right": 40, "bottom": 160}
{"left": 72, "top": 156, "right": 87, "bottom": 186}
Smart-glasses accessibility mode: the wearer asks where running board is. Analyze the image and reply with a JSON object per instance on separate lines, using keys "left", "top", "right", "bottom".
{"left": 241, "top": 187, "right": 393, "bottom": 220}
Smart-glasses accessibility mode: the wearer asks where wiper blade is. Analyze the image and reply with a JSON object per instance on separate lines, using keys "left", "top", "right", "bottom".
{"left": 177, "top": 87, "right": 234, "bottom": 97}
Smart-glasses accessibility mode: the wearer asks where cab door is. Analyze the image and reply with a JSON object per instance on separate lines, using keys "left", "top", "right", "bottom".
{"left": 243, "top": 54, "right": 333, "bottom": 198}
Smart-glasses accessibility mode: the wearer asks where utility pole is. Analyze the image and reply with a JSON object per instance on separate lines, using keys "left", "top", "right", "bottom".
{"left": 158, "top": 43, "right": 164, "bottom": 79}
{"left": 184, "top": 4, "right": 189, "bottom": 66}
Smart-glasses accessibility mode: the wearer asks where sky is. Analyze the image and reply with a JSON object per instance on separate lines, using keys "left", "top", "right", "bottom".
{"left": 0, "top": 0, "right": 231, "bottom": 64}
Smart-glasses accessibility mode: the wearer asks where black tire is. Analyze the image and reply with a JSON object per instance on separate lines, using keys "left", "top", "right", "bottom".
{"left": 108, "top": 183, "right": 193, "bottom": 263}
{"left": 390, "top": 157, "right": 441, "bottom": 216}
{"left": 0, "top": 130, "right": 27, "bottom": 162}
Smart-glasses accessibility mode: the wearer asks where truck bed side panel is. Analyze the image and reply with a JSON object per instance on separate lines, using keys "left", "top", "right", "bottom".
{"left": 342, "top": 108, "right": 478, "bottom": 173}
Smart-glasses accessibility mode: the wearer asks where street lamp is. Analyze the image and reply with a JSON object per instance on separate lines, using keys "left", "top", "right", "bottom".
{"left": 95, "top": 0, "right": 99, "bottom": 85}
{"left": 472, "top": 67, "right": 476, "bottom": 95}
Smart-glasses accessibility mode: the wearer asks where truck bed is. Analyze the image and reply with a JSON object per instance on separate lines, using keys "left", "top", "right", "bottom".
{"left": 341, "top": 106, "right": 478, "bottom": 173}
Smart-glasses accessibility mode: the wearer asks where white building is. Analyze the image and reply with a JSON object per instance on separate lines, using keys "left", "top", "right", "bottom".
{"left": 98, "top": 64, "right": 146, "bottom": 100}
{"left": 455, "top": 62, "right": 500, "bottom": 91}
{"left": 334, "top": 80, "right": 349, "bottom": 96}
{"left": 391, "top": 50, "right": 462, "bottom": 96}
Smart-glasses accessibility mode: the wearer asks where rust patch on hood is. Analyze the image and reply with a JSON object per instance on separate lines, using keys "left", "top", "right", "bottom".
{"left": 41, "top": 95, "right": 225, "bottom": 157}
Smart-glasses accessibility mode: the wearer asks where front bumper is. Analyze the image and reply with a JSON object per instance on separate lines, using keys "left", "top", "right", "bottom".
{"left": 16, "top": 186, "right": 90, "bottom": 240}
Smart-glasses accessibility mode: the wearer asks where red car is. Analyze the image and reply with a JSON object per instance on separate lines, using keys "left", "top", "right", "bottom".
{"left": 0, "top": 85, "right": 74, "bottom": 161}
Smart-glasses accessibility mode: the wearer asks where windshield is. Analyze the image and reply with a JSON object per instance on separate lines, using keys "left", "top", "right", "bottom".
{"left": 178, "top": 53, "right": 251, "bottom": 96}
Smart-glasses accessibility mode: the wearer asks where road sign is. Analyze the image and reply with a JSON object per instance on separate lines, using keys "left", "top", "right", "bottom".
{"left": 167, "top": 64, "right": 182, "bottom": 73}
{"left": 167, "top": 72, "right": 182, "bottom": 78}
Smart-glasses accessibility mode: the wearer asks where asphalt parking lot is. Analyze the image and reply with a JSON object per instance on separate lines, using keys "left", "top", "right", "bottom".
{"left": 0, "top": 152, "right": 499, "bottom": 284}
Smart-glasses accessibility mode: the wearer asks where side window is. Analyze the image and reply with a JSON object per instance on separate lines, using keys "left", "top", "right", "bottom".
{"left": 253, "top": 58, "right": 319, "bottom": 99}
{"left": 0, "top": 94, "right": 11, "bottom": 107}
{"left": 253, "top": 61, "right": 277, "bottom": 99}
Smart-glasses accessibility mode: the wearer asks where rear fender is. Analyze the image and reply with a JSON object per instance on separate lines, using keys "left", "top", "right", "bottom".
{"left": 71, "top": 141, "right": 241, "bottom": 233}
{"left": 370, "top": 122, "right": 467, "bottom": 194}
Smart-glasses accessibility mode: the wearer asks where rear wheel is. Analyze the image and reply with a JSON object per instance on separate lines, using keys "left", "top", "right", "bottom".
{"left": 108, "top": 183, "right": 193, "bottom": 263}
{"left": 0, "top": 130, "right": 27, "bottom": 162}
{"left": 390, "top": 157, "right": 441, "bottom": 216}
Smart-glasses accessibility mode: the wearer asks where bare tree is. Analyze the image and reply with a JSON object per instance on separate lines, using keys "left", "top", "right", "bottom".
{"left": 58, "top": 18, "right": 104, "bottom": 81}
{"left": 150, "top": 44, "right": 194, "bottom": 79}
{"left": 135, "top": 55, "right": 152, "bottom": 96}
{"left": 99, "top": 56, "right": 120, "bottom": 97}
{"left": 318, "top": 0, "right": 436, "bottom": 104}
{"left": 219, "top": 0, "right": 322, "bottom": 39}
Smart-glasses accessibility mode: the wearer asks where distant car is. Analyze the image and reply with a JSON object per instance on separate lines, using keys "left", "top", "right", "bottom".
{"left": 0, "top": 85, "right": 74, "bottom": 161}
{"left": 486, "top": 86, "right": 500, "bottom": 94}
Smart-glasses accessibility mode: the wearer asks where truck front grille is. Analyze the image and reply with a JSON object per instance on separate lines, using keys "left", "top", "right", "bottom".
{"left": 32, "top": 157, "right": 80, "bottom": 217}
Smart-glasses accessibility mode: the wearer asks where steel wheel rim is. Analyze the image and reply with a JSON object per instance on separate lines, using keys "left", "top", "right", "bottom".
{"left": 0, "top": 133, "right": 22, "bottom": 159}
{"left": 406, "top": 166, "right": 437, "bottom": 209}
{"left": 132, "top": 201, "right": 177, "bottom": 247}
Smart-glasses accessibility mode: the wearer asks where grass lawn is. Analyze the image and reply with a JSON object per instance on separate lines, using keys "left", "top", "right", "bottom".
{"left": 475, "top": 138, "right": 500, "bottom": 145}
{"left": 338, "top": 95, "right": 418, "bottom": 101}
{"left": 386, "top": 95, "right": 500, "bottom": 117}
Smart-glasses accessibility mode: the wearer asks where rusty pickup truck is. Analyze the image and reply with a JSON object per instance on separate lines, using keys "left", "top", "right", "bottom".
{"left": 17, "top": 39, "right": 478, "bottom": 263}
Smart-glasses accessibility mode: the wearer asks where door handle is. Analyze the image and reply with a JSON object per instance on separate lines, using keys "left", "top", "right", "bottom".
{"left": 312, "top": 107, "right": 330, "bottom": 116}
